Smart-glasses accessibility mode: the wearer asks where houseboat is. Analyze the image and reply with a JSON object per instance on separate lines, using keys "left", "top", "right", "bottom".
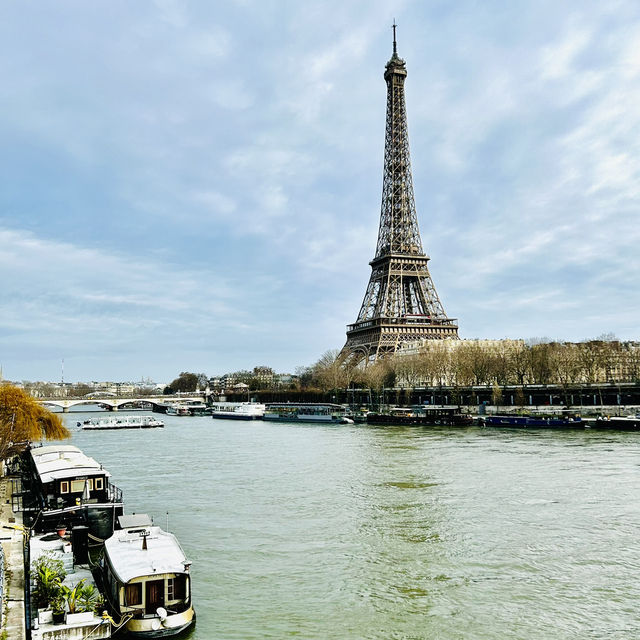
{"left": 210, "top": 402, "right": 266, "bottom": 420}
{"left": 263, "top": 403, "right": 354, "bottom": 424}
{"left": 101, "top": 514, "right": 195, "bottom": 637}
{"left": 481, "top": 414, "right": 584, "bottom": 428}
{"left": 17, "top": 444, "right": 124, "bottom": 536}
{"left": 79, "top": 415, "right": 164, "bottom": 430}
{"left": 588, "top": 414, "right": 640, "bottom": 431}
{"left": 367, "top": 406, "right": 474, "bottom": 426}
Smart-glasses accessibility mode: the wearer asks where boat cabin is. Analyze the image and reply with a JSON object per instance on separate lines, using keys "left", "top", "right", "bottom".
{"left": 264, "top": 403, "right": 351, "bottom": 423}
{"left": 21, "top": 444, "right": 123, "bottom": 534}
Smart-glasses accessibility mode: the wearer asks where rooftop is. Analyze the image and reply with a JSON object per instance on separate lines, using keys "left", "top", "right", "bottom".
{"left": 30, "top": 444, "right": 111, "bottom": 483}
{"left": 104, "top": 525, "right": 189, "bottom": 583}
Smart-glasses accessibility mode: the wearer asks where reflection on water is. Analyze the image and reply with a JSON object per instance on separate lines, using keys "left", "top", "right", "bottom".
{"left": 60, "top": 413, "right": 640, "bottom": 639}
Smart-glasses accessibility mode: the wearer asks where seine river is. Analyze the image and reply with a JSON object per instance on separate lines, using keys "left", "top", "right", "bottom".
{"left": 62, "top": 412, "right": 640, "bottom": 639}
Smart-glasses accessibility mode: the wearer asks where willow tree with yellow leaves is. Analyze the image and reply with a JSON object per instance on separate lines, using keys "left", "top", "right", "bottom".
{"left": 0, "top": 384, "right": 70, "bottom": 463}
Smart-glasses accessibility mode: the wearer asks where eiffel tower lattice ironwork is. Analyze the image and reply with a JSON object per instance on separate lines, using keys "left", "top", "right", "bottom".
{"left": 342, "top": 26, "right": 459, "bottom": 365}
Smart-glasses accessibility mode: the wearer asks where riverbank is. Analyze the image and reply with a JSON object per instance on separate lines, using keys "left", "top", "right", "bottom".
{"left": 0, "top": 473, "right": 25, "bottom": 640}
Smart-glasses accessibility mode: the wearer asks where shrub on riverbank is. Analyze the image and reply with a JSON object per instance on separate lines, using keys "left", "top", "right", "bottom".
{"left": 0, "top": 384, "right": 70, "bottom": 462}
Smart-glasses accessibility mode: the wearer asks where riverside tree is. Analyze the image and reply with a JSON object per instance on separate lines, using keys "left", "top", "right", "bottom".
{"left": 0, "top": 384, "right": 70, "bottom": 462}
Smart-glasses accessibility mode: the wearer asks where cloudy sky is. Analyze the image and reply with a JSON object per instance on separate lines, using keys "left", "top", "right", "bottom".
{"left": 1, "top": 1, "right": 640, "bottom": 383}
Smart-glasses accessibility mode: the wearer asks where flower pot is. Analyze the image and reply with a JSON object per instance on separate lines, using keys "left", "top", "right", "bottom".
{"left": 52, "top": 611, "right": 65, "bottom": 624}
{"left": 38, "top": 609, "right": 53, "bottom": 624}
{"left": 65, "top": 611, "right": 94, "bottom": 624}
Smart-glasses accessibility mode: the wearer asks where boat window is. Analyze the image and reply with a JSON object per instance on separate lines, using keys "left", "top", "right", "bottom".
{"left": 168, "top": 576, "right": 187, "bottom": 601}
{"left": 60, "top": 481, "right": 69, "bottom": 494}
{"left": 70, "top": 479, "right": 86, "bottom": 493}
{"left": 125, "top": 583, "right": 142, "bottom": 606}
{"left": 95, "top": 477, "right": 104, "bottom": 490}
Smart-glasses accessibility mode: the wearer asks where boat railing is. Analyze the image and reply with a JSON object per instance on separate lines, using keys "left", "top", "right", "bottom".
{"left": 107, "top": 481, "right": 123, "bottom": 504}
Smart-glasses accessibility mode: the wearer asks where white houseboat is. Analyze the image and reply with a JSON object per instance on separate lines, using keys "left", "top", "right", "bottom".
{"left": 101, "top": 514, "right": 195, "bottom": 637}
{"left": 165, "top": 404, "right": 191, "bottom": 416}
{"left": 263, "top": 403, "right": 354, "bottom": 424}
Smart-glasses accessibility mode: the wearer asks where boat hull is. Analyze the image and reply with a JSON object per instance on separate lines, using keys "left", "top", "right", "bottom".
{"left": 82, "top": 424, "right": 164, "bottom": 430}
{"left": 263, "top": 415, "right": 348, "bottom": 424}
{"left": 124, "top": 607, "right": 195, "bottom": 638}
{"left": 588, "top": 417, "right": 640, "bottom": 431}
{"left": 367, "top": 413, "right": 473, "bottom": 426}
{"left": 483, "top": 416, "right": 583, "bottom": 428}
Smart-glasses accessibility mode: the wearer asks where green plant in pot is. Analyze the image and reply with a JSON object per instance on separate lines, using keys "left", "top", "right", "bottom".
{"left": 33, "top": 553, "right": 66, "bottom": 612}
{"left": 61, "top": 579, "right": 103, "bottom": 615}
{"left": 51, "top": 594, "right": 66, "bottom": 624}
{"left": 77, "top": 582, "right": 104, "bottom": 614}
{"left": 61, "top": 581, "right": 81, "bottom": 615}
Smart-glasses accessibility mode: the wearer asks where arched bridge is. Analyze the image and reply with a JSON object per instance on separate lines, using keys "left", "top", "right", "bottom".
{"left": 39, "top": 395, "right": 205, "bottom": 413}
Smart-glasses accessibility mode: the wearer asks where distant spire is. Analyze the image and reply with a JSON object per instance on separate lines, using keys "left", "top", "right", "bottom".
{"left": 392, "top": 20, "right": 397, "bottom": 56}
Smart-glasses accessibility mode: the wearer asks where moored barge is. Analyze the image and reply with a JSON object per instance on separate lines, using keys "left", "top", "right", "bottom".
{"left": 18, "top": 444, "right": 124, "bottom": 536}
{"left": 101, "top": 514, "right": 195, "bottom": 637}
{"left": 367, "top": 406, "right": 474, "bottom": 426}
{"left": 481, "top": 414, "right": 584, "bottom": 428}
{"left": 588, "top": 415, "right": 640, "bottom": 431}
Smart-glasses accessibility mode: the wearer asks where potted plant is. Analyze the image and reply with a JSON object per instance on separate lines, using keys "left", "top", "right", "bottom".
{"left": 77, "top": 581, "right": 104, "bottom": 615}
{"left": 51, "top": 595, "right": 66, "bottom": 624}
{"left": 33, "top": 553, "right": 66, "bottom": 622}
{"left": 62, "top": 579, "right": 98, "bottom": 624}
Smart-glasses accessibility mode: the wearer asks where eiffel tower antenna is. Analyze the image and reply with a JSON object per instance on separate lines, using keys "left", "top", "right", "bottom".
{"left": 392, "top": 20, "right": 397, "bottom": 55}
{"left": 341, "top": 25, "right": 459, "bottom": 366}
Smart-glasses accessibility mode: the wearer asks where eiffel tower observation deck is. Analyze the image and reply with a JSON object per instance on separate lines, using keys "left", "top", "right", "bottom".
{"left": 342, "top": 26, "right": 459, "bottom": 366}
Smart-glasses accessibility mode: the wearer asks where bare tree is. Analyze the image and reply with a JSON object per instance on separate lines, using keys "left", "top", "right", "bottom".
{"left": 313, "top": 350, "right": 349, "bottom": 392}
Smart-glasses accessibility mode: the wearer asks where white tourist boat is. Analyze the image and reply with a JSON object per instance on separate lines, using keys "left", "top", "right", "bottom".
{"left": 79, "top": 415, "right": 164, "bottom": 430}
{"left": 210, "top": 402, "right": 265, "bottom": 420}
{"left": 101, "top": 514, "right": 195, "bottom": 637}
{"left": 165, "top": 404, "right": 191, "bottom": 416}
{"left": 263, "top": 403, "right": 354, "bottom": 424}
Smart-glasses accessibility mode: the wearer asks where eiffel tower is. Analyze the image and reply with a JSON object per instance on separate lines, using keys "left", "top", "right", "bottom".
{"left": 342, "top": 26, "right": 459, "bottom": 366}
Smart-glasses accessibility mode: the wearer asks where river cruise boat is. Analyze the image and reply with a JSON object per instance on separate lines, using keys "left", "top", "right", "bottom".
{"left": 481, "top": 414, "right": 584, "bottom": 428}
{"left": 166, "top": 401, "right": 209, "bottom": 416}
{"left": 79, "top": 415, "right": 164, "bottom": 430}
{"left": 367, "top": 406, "right": 473, "bottom": 426}
{"left": 165, "top": 404, "right": 191, "bottom": 416}
{"left": 263, "top": 403, "right": 354, "bottom": 424}
{"left": 101, "top": 514, "right": 195, "bottom": 638}
{"left": 15, "top": 444, "right": 124, "bottom": 536}
{"left": 210, "top": 402, "right": 266, "bottom": 420}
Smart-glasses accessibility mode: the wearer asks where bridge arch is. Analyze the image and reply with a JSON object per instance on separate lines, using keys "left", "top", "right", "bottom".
{"left": 40, "top": 396, "right": 204, "bottom": 413}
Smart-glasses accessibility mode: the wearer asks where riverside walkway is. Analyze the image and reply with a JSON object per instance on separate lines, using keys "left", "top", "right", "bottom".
{"left": 0, "top": 473, "right": 25, "bottom": 640}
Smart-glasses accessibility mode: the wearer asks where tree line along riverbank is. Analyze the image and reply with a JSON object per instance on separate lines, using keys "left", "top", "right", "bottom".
{"left": 216, "top": 382, "right": 640, "bottom": 413}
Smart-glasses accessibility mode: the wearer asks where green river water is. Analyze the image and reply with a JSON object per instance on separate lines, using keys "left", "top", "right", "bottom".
{"left": 63, "top": 412, "right": 640, "bottom": 639}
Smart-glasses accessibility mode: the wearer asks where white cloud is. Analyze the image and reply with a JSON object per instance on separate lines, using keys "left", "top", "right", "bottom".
{"left": 2, "top": 1, "right": 640, "bottom": 379}
{"left": 540, "top": 27, "right": 593, "bottom": 80}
